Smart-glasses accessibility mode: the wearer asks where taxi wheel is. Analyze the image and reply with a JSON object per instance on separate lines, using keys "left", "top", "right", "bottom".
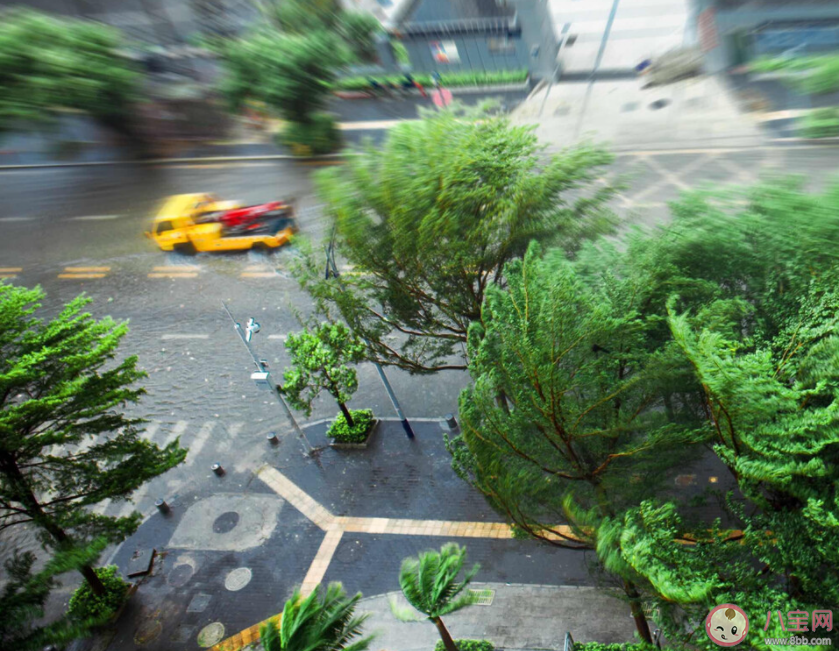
{"left": 174, "top": 242, "right": 197, "bottom": 256}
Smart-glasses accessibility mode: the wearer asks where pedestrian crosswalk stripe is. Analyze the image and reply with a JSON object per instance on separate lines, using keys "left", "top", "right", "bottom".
{"left": 160, "top": 421, "right": 188, "bottom": 448}
{"left": 184, "top": 421, "right": 215, "bottom": 466}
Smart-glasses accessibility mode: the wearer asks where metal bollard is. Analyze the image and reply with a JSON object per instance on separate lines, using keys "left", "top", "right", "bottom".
{"left": 445, "top": 413, "right": 458, "bottom": 430}
{"left": 212, "top": 463, "right": 225, "bottom": 476}
{"left": 155, "top": 499, "right": 170, "bottom": 515}
{"left": 266, "top": 432, "right": 279, "bottom": 445}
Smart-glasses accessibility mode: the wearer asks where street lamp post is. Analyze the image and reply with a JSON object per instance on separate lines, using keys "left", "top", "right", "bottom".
{"left": 221, "top": 302, "right": 319, "bottom": 456}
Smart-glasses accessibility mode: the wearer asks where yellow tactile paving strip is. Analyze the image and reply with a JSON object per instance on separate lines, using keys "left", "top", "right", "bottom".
{"left": 207, "top": 467, "right": 577, "bottom": 651}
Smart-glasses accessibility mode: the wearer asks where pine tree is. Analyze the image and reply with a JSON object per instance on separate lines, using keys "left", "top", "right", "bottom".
{"left": 453, "top": 243, "right": 708, "bottom": 642}
{"left": 0, "top": 543, "right": 105, "bottom": 650}
{"left": 293, "top": 107, "right": 618, "bottom": 373}
{"left": 0, "top": 285, "right": 186, "bottom": 595}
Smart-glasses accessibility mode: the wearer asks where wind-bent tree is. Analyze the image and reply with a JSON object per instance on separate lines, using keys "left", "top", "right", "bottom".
{"left": 0, "top": 543, "right": 106, "bottom": 651}
{"left": 282, "top": 322, "right": 366, "bottom": 427}
{"left": 391, "top": 543, "right": 480, "bottom": 651}
{"left": 452, "top": 243, "right": 707, "bottom": 641}
{"left": 260, "top": 583, "right": 374, "bottom": 651}
{"left": 294, "top": 108, "right": 617, "bottom": 373}
{"left": 0, "top": 9, "right": 137, "bottom": 135}
{"left": 0, "top": 284, "right": 186, "bottom": 595}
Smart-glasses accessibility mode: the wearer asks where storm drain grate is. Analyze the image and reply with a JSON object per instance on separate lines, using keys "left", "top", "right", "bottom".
{"left": 469, "top": 589, "right": 495, "bottom": 606}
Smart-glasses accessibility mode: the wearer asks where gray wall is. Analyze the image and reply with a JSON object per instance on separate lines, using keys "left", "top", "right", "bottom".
{"left": 401, "top": 33, "right": 528, "bottom": 74}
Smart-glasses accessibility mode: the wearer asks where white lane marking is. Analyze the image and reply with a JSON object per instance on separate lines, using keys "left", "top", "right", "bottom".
{"left": 0, "top": 217, "right": 32, "bottom": 222}
{"left": 159, "top": 421, "right": 188, "bottom": 448}
{"left": 92, "top": 498, "right": 111, "bottom": 515}
{"left": 69, "top": 215, "right": 120, "bottom": 221}
{"left": 226, "top": 422, "right": 244, "bottom": 438}
{"left": 184, "top": 421, "right": 215, "bottom": 466}
{"left": 268, "top": 334, "right": 288, "bottom": 340}
{"left": 161, "top": 334, "right": 210, "bottom": 340}
{"left": 140, "top": 421, "right": 161, "bottom": 441}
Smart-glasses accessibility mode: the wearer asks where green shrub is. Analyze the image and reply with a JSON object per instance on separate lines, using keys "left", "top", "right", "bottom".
{"left": 801, "top": 108, "right": 839, "bottom": 139}
{"left": 574, "top": 643, "right": 656, "bottom": 651}
{"left": 68, "top": 566, "right": 129, "bottom": 623}
{"left": 327, "top": 409, "right": 374, "bottom": 443}
{"left": 278, "top": 112, "right": 341, "bottom": 155}
{"left": 392, "top": 41, "right": 410, "bottom": 66}
{"left": 434, "top": 640, "right": 494, "bottom": 651}
{"left": 335, "top": 69, "right": 528, "bottom": 91}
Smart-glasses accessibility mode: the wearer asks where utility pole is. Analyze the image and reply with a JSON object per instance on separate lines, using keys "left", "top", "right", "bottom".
{"left": 221, "top": 302, "right": 321, "bottom": 457}
{"left": 324, "top": 235, "right": 415, "bottom": 440}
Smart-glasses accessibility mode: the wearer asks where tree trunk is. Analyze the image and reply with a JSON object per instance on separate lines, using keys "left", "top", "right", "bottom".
{"left": 433, "top": 617, "right": 459, "bottom": 651}
{"left": 623, "top": 580, "right": 653, "bottom": 643}
{"left": 0, "top": 453, "right": 107, "bottom": 596}
{"left": 338, "top": 401, "right": 355, "bottom": 428}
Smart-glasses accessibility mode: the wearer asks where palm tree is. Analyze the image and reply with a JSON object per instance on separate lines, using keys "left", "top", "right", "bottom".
{"left": 260, "top": 582, "right": 374, "bottom": 651}
{"left": 392, "top": 543, "right": 480, "bottom": 651}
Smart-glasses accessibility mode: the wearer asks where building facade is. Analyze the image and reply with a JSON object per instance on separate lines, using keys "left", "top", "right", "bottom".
{"left": 377, "top": 0, "right": 558, "bottom": 79}
{"left": 695, "top": 0, "right": 839, "bottom": 72}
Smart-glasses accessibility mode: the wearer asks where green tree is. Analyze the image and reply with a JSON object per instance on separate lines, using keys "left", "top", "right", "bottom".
{"left": 282, "top": 322, "right": 366, "bottom": 427}
{"left": 337, "top": 12, "right": 382, "bottom": 63}
{"left": 0, "top": 9, "right": 137, "bottom": 135}
{"left": 452, "top": 243, "right": 709, "bottom": 642}
{"left": 392, "top": 543, "right": 480, "bottom": 651}
{"left": 220, "top": 28, "right": 349, "bottom": 123}
{"left": 260, "top": 582, "right": 374, "bottom": 651}
{"left": 0, "top": 544, "right": 106, "bottom": 651}
{"left": 294, "top": 108, "right": 617, "bottom": 373}
{"left": 563, "top": 181, "right": 839, "bottom": 647}
{"left": 0, "top": 284, "right": 186, "bottom": 595}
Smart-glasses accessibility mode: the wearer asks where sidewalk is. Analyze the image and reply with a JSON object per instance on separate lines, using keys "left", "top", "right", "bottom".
{"left": 514, "top": 75, "right": 766, "bottom": 152}
{"left": 81, "top": 420, "right": 633, "bottom": 651}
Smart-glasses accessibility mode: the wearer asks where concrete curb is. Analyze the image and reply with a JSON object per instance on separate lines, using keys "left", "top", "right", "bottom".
{"left": 334, "top": 81, "right": 530, "bottom": 100}
{"left": 0, "top": 152, "right": 356, "bottom": 171}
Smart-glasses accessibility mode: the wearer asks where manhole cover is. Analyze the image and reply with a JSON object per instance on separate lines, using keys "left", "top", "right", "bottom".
{"left": 168, "top": 563, "right": 195, "bottom": 587}
{"left": 225, "top": 567, "right": 253, "bottom": 591}
{"left": 649, "top": 99, "right": 672, "bottom": 110}
{"left": 213, "top": 511, "right": 240, "bottom": 534}
{"left": 170, "top": 625, "right": 196, "bottom": 644}
{"left": 187, "top": 592, "right": 212, "bottom": 613}
{"left": 134, "top": 619, "right": 163, "bottom": 645}
{"left": 197, "top": 622, "right": 225, "bottom": 648}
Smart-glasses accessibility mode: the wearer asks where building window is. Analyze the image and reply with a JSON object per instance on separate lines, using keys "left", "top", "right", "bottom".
{"left": 488, "top": 37, "right": 515, "bottom": 54}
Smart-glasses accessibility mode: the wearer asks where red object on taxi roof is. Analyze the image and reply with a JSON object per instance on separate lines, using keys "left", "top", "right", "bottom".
{"left": 219, "top": 202, "right": 287, "bottom": 228}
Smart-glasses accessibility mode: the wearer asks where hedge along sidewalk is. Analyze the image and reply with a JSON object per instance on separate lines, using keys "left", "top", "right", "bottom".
{"left": 334, "top": 81, "right": 530, "bottom": 100}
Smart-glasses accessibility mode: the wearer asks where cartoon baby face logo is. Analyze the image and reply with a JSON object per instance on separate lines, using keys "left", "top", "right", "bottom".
{"left": 706, "top": 604, "right": 749, "bottom": 646}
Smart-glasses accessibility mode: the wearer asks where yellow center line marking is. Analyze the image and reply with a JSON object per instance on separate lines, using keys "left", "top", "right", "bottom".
{"left": 148, "top": 272, "right": 199, "bottom": 278}
{"left": 64, "top": 266, "right": 111, "bottom": 272}
{"left": 58, "top": 273, "right": 107, "bottom": 279}
{"left": 240, "top": 272, "right": 277, "bottom": 278}
{"left": 153, "top": 266, "right": 200, "bottom": 271}
{"left": 0, "top": 274, "right": 18, "bottom": 279}
{"left": 0, "top": 267, "right": 22, "bottom": 272}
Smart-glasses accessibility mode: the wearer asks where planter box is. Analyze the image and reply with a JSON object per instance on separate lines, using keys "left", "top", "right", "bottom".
{"left": 329, "top": 418, "right": 379, "bottom": 450}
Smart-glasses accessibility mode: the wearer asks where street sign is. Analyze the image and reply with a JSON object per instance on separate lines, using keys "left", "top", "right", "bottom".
{"left": 432, "top": 88, "right": 452, "bottom": 108}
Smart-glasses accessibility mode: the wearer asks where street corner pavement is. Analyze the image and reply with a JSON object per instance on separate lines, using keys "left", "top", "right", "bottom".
{"left": 94, "top": 419, "right": 625, "bottom": 651}
{"left": 100, "top": 461, "right": 324, "bottom": 651}
{"left": 360, "top": 583, "right": 637, "bottom": 651}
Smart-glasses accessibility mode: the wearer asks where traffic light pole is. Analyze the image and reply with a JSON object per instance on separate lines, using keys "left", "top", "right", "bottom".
{"left": 325, "top": 245, "right": 415, "bottom": 440}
